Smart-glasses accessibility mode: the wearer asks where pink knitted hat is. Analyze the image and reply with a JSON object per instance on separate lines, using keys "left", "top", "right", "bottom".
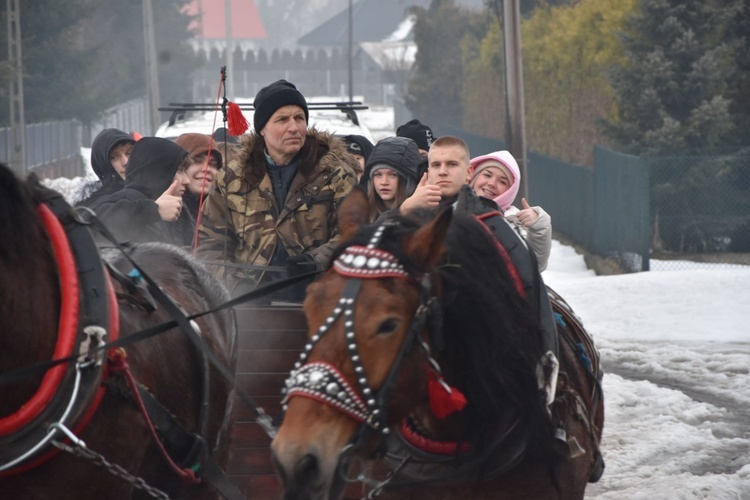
{"left": 469, "top": 150, "right": 520, "bottom": 211}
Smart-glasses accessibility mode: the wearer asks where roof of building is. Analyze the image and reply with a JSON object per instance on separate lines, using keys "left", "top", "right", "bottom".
{"left": 298, "top": 0, "right": 429, "bottom": 46}
{"left": 185, "top": 0, "right": 267, "bottom": 40}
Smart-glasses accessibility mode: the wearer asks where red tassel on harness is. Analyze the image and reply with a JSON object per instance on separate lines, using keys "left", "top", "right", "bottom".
{"left": 227, "top": 101, "right": 249, "bottom": 136}
{"left": 428, "top": 373, "right": 467, "bottom": 419}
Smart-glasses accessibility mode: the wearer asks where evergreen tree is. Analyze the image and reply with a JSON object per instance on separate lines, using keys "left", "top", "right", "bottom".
{"left": 0, "top": 0, "right": 102, "bottom": 124}
{"left": 407, "top": 0, "right": 485, "bottom": 130}
{"left": 723, "top": 0, "right": 750, "bottom": 148}
{"left": 603, "top": 0, "right": 739, "bottom": 154}
{"left": 0, "top": 1, "right": 198, "bottom": 126}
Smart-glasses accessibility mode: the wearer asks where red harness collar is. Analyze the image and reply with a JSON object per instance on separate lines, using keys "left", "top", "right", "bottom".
{"left": 0, "top": 203, "right": 119, "bottom": 475}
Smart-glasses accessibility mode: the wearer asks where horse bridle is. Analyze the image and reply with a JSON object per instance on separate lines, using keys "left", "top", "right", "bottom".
{"left": 281, "top": 220, "right": 439, "bottom": 447}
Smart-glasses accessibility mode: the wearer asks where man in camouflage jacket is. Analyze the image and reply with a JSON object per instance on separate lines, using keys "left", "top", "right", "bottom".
{"left": 197, "top": 80, "right": 356, "bottom": 295}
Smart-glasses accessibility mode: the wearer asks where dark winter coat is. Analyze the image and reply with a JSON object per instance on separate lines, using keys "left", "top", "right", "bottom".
{"left": 77, "top": 128, "right": 134, "bottom": 209}
{"left": 94, "top": 137, "right": 194, "bottom": 246}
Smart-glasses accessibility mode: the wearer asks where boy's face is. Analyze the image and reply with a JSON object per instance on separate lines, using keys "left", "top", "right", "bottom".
{"left": 110, "top": 142, "right": 134, "bottom": 180}
{"left": 427, "top": 144, "right": 471, "bottom": 197}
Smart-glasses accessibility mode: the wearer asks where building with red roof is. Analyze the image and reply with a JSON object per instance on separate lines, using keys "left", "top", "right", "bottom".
{"left": 184, "top": 0, "right": 266, "bottom": 55}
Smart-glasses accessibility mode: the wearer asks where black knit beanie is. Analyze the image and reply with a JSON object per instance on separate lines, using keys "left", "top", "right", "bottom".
{"left": 253, "top": 80, "right": 309, "bottom": 133}
{"left": 342, "top": 134, "right": 375, "bottom": 162}
{"left": 396, "top": 119, "right": 434, "bottom": 152}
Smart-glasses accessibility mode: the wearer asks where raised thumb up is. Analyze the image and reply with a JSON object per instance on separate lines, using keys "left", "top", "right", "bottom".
{"left": 517, "top": 197, "right": 539, "bottom": 227}
{"left": 156, "top": 179, "right": 184, "bottom": 222}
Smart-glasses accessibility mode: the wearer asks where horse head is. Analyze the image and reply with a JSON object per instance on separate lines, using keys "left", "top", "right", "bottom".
{"left": 271, "top": 188, "right": 453, "bottom": 499}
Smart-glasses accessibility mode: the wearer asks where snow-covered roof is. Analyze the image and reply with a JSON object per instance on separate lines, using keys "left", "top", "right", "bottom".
{"left": 297, "top": 0, "right": 429, "bottom": 47}
{"left": 359, "top": 41, "right": 417, "bottom": 70}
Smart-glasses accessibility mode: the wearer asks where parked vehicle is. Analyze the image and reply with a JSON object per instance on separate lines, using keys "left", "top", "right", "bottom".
{"left": 155, "top": 100, "right": 375, "bottom": 142}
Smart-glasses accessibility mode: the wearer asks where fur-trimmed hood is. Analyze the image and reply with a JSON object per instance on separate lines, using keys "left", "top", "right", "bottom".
{"left": 231, "top": 128, "right": 353, "bottom": 189}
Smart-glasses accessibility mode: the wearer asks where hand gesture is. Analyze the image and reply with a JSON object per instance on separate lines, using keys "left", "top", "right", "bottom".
{"left": 400, "top": 173, "right": 442, "bottom": 214}
{"left": 156, "top": 179, "right": 184, "bottom": 222}
{"left": 516, "top": 198, "right": 539, "bottom": 227}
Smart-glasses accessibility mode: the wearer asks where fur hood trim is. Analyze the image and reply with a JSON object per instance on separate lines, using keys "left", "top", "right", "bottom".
{"left": 232, "top": 128, "right": 350, "bottom": 189}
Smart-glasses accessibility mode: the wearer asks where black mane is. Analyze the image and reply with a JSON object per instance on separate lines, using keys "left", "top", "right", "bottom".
{"left": 0, "top": 165, "right": 47, "bottom": 264}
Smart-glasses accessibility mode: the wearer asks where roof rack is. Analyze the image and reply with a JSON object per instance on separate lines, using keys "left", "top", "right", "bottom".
{"left": 158, "top": 101, "right": 369, "bottom": 127}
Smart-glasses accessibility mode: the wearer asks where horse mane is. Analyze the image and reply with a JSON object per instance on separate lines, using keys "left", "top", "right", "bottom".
{"left": 333, "top": 208, "right": 555, "bottom": 463}
{"left": 0, "top": 167, "right": 49, "bottom": 265}
{"left": 104, "top": 242, "right": 232, "bottom": 308}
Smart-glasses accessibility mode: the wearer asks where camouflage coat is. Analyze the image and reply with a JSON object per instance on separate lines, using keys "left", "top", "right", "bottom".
{"left": 197, "top": 129, "right": 356, "bottom": 291}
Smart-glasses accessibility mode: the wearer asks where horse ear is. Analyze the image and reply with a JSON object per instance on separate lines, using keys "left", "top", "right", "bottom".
{"left": 404, "top": 207, "right": 452, "bottom": 268}
{"left": 338, "top": 186, "right": 370, "bottom": 241}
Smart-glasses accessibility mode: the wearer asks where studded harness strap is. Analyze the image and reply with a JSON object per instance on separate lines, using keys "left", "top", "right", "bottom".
{"left": 281, "top": 220, "right": 438, "bottom": 444}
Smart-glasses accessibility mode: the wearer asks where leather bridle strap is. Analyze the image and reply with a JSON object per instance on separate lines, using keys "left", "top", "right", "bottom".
{"left": 351, "top": 281, "right": 433, "bottom": 455}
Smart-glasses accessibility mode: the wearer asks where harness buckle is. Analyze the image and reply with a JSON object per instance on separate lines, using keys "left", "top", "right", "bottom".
{"left": 79, "top": 325, "right": 107, "bottom": 366}
{"left": 48, "top": 422, "right": 86, "bottom": 448}
{"left": 71, "top": 206, "right": 96, "bottom": 225}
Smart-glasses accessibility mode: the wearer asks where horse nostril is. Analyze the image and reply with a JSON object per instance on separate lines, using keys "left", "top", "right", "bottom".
{"left": 295, "top": 453, "right": 321, "bottom": 486}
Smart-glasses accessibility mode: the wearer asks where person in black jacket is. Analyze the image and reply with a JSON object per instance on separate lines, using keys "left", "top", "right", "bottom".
{"left": 341, "top": 134, "right": 374, "bottom": 180}
{"left": 94, "top": 137, "right": 194, "bottom": 247}
{"left": 76, "top": 128, "right": 135, "bottom": 208}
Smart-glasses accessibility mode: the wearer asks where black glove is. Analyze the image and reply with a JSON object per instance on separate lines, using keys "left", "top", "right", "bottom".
{"left": 285, "top": 253, "right": 318, "bottom": 277}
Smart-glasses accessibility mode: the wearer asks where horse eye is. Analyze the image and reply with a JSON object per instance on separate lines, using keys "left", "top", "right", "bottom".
{"left": 376, "top": 318, "right": 400, "bottom": 335}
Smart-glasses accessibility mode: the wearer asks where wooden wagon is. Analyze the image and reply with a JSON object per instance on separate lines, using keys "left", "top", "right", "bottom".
{"left": 226, "top": 304, "right": 305, "bottom": 498}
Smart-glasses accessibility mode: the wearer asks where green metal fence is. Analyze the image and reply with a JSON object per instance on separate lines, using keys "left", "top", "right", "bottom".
{"left": 646, "top": 153, "right": 750, "bottom": 256}
{"left": 593, "top": 146, "right": 650, "bottom": 271}
{"left": 527, "top": 150, "right": 595, "bottom": 251}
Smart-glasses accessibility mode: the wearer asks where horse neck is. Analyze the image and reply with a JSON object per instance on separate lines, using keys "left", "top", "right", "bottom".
{"left": 0, "top": 202, "right": 61, "bottom": 414}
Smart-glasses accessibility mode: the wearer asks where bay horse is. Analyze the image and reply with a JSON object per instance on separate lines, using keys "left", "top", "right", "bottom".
{"left": 272, "top": 188, "right": 604, "bottom": 499}
{"left": 0, "top": 163, "right": 238, "bottom": 499}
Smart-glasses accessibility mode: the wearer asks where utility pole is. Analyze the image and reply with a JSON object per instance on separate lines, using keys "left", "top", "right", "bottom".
{"left": 143, "top": 0, "right": 160, "bottom": 134}
{"left": 224, "top": 0, "right": 234, "bottom": 98}
{"left": 7, "top": 0, "right": 25, "bottom": 177}
{"left": 347, "top": 0, "right": 353, "bottom": 102}
{"left": 502, "top": 0, "right": 528, "bottom": 201}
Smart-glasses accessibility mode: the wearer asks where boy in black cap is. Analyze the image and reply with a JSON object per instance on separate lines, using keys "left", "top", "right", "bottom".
{"left": 341, "top": 134, "right": 374, "bottom": 180}
{"left": 198, "top": 79, "right": 356, "bottom": 298}
{"left": 396, "top": 118, "right": 435, "bottom": 155}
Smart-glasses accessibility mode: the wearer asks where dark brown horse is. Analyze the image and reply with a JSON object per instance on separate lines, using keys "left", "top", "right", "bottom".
{"left": 0, "top": 163, "right": 238, "bottom": 499}
{"left": 272, "top": 189, "right": 604, "bottom": 499}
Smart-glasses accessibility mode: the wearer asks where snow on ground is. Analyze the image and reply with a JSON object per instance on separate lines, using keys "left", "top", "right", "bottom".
{"left": 544, "top": 241, "right": 750, "bottom": 499}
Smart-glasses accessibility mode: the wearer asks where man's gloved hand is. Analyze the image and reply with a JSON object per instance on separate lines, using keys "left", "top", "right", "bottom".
{"left": 286, "top": 253, "right": 318, "bottom": 277}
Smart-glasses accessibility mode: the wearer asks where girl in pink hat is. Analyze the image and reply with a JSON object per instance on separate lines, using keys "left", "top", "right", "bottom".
{"left": 469, "top": 150, "right": 552, "bottom": 271}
